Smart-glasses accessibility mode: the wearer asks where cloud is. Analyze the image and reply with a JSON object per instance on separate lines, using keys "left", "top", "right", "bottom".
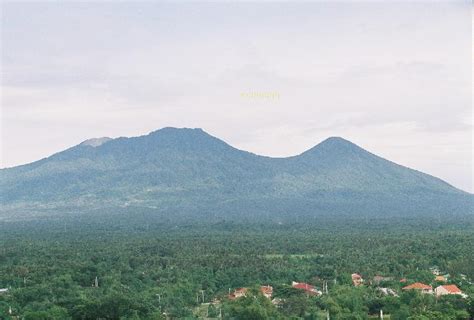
{"left": 1, "top": 1, "right": 472, "bottom": 192}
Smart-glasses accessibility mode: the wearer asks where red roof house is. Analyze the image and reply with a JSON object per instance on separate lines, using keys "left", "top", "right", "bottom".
{"left": 435, "top": 275, "right": 447, "bottom": 282}
{"left": 402, "top": 282, "right": 433, "bottom": 294}
{"left": 228, "top": 287, "right": 248, "bottom": 300}
{"left": 435, "top": 285, "right": 465, "bottom": 297}
{"left": 352, "top": 273, "right": 363, "bottom": 286}
{"left": 260, "top": 285, "right": 273, "bottom": 299}
{"left": 292, "top": 281, "right": 320, "bottom": 295}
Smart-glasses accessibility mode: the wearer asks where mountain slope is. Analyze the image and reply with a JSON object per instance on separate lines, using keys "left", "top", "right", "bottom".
{"left": 0, "top": 128, "right": 472, "bottom": 222}
{"left": 287, "top": 136, "right": 459, "bottom": 194}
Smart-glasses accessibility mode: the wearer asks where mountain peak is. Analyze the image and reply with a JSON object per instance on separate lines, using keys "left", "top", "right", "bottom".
{"left": 149, "top": 127, "right": 205, "bottom": 135}
{"left": 147, "top": 127, "right": 212, "bottom": 140}
{"left": 319, "top": 136, "right": 355, "bottom": 146}
{"left": 140, "top": 127, "right": 235, "bottom": 153}
{"left": 317, "top": 136, "right": 361, "bottom": 150}
{"left": 300, "top": 136, "right": 361, "bottom": 157}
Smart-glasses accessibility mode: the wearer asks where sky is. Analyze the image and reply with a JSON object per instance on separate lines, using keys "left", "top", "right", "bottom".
{"left": 1, "top": 1, "right": 473, "bottom": 192}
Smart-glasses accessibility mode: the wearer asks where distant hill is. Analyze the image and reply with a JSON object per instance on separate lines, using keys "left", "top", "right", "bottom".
{"left": 1, "top": 127, "right": 472, "bottom": 223}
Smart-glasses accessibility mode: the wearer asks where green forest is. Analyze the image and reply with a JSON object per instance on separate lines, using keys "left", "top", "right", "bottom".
{"left": 0, "top": 217, "right": 473, "bottom": 319}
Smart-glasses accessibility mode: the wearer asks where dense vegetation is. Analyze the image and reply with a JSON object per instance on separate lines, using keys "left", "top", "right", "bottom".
{"left": 1, "top": 217, "right": 473, "bottom": 319}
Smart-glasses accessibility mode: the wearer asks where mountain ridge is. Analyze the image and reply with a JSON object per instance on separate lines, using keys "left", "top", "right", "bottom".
{"left": 0, "top": 127, "right": 472, "bottom": 222}
{"left": 14, "top": 128, "right": 465, "bottom": 191}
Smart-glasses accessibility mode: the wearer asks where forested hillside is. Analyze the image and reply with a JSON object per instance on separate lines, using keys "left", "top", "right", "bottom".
{"left": 1, "top": 128, "right": 472, "bottom": 222}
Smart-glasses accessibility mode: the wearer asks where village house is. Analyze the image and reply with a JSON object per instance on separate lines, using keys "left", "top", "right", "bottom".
{"left": 435, "top": 285, "right": 467, "bottom": 298}
{"left": 292, "top": 281, "right": 321, "bottom": 295}
{"left": 0, "top": 288, "right": 8, "bottom": 294}
{"left": 228, "top": 287, "right": 248, "bottom": 300}
{"left": 260, "top": 285, "right": 273, "bottom": 299}
{"left": 435, "top": 275, "right": 447, "bottom": 282}
{"left": 352, "top": 273, "right": 363, "bottom": 286}
{"left": 228, "top": 286, "right": 274, "bottom": 300}
{"left": 402, "top": 282, "right": 433, "bottom": 294}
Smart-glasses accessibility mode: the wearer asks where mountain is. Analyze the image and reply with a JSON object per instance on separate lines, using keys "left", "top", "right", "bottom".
{"left": 0, "top": 127, "right": 472, "bottom": 223}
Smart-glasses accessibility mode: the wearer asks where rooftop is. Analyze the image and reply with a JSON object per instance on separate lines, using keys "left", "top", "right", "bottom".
{"left": 403, "top": 282, "right": 432, "bottom": 290}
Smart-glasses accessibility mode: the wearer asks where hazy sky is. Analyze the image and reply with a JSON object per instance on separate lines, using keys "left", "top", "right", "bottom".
{"left": 1, "top": 1, "right": 472, "bottom": 192}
